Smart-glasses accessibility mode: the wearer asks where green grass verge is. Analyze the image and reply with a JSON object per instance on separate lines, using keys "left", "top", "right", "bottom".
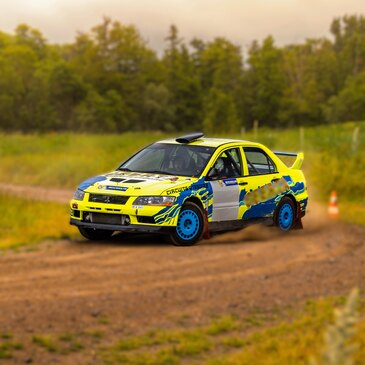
{"left": 0, "top": 193, "right": 75, "bottom": 250}
{"left": 340, "top": 202, "right": 365, "bottom": 226}
{"left": 0, "top": 132, "right": 165, "bottom": 189}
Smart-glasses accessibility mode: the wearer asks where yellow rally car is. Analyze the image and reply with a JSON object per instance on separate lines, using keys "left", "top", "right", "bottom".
{"left": 70, "top": 132, "right": 308, "bottom": 246}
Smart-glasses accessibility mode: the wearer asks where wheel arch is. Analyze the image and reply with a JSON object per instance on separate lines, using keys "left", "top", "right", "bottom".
{"left": 183, "top": 196, "right": 205, "bottom": 213}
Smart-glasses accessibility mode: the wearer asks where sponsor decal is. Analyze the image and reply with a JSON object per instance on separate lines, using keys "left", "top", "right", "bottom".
{"left": 223, "top": 178, "right": 238, "bottom": 186}
{"left": 132, "top": 205, "right": 144, "bottom": 209}
{"left": 166, "top": 186, "right": 188, "bottom": 195}
{"left": 244, "top": 177, "right": 289, "bottom": 208}
{"left": 106, "top": 186, "right": 128, "bottom": 192}
{"left": 165, "top": 183, "right": 208, "bottom": 195}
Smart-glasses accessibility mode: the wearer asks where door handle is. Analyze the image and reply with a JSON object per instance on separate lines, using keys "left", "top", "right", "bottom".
{"left": 239, "top": 182, "right": 248, "bottom": 186}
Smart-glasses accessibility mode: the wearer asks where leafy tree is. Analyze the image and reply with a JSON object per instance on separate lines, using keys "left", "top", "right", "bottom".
{"left": 279, "top": 39, "right": 337, "bottom": 125}
{"left": 330, "top": 15, "right": 365, "bottom": 82}
{"left": 75, "top": 88, "right": 126, "bottom": 132}
{"left": 325, "top": 71, "right": 365, "bottom": 122}
{"left": 142, "top": 83, "right": 174, "bottom": 131}
{"left": 1, "top": 15, "right": 365, "bottom": 132}
{"left": 49, "top": 62, "right": 87, "bottom": 129}
{"left": 245, "top": 36, "right": 284, "bottom": 127}
{"left": 203, "top": 88, "right": 240, "bottom": 133}
{"left": 15, "top": 24, "right": 47, "bottom": 58}
{"left": 162, "top": 25, "right": 202, "bottom": 131}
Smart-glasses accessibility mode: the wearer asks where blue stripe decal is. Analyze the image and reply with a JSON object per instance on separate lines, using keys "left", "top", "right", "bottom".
{"left": 79, "top": 175, "right": 107, "bottom": 190}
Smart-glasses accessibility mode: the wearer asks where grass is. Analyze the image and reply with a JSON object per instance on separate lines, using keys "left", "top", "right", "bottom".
{"left": 98, "top": 295, "right": 365, "bottom": 365}
{"left": 340, "top": 201, "right": 365, "bottom": 226}
{"left": 0, "top": 193, "right": 75, "bottom": 250}
{"left": 0, "top": 132, "right": 165, "bottom": 189}
{"left": 32, "top": 335, "right": 58, "bottom": 353}
{"left": 0, "top": 333, "right": 22, "bottom": 360}
{"left": 32, "top": 333, "right": 84, "bottom": 354}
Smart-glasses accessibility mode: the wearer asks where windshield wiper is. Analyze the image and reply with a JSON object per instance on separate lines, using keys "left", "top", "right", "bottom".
{"left": 118, "top": 167, "right": 132, "bottom": 171}
{"left": 143, "top": 170, "right": 176, "bottom": 176}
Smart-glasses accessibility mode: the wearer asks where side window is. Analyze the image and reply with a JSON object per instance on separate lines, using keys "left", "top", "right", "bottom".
{"left": 244, "top": 148, "right": 277, "bottom": 175}
{"left": 208, "top": 148, "right": 242, "bottom": 180}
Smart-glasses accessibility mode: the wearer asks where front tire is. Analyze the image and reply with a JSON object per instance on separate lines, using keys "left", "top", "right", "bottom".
{"left": 275, "top": 196, "right": 296, "bottom": 231}
{"left": 78, "top": 227, "right": 114, "bottom": 241}
{"left": 168, "top": 202, "right": 204, "bottom": 246}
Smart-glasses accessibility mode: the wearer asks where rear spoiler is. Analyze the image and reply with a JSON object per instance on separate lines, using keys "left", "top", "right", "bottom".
{"left": 274, "top": 151, "right": 304, "bottom": 169}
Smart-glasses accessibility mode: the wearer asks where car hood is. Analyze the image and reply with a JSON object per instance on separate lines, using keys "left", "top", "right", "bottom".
{"left": 79, "top": 171, "right": 197, "bottom": 196}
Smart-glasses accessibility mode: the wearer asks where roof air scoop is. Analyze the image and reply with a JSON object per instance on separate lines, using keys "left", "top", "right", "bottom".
{"left": 175, "top": 132, "right": 204, "bottom": 144}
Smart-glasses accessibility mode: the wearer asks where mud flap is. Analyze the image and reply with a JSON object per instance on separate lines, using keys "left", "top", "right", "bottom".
{"left": 294, "top": 202, "right": 303, "bottom": 230}
{"left": 203, "top": 211, "right": 211, "bottom": 239}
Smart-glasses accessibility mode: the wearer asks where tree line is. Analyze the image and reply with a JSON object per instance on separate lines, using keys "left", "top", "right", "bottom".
{"left": 0, "top": 15, "right": 365, "bottom": 133}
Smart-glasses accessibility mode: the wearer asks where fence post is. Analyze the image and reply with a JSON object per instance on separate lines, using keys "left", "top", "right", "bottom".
{"left": 299, "top": 126, "right": 305, "bottom": 150}
{"left": 352, "top": 126, "right": 360, "bottom": 152}
{"left": 253, "top": 120, "right": 259, "bottom": 140}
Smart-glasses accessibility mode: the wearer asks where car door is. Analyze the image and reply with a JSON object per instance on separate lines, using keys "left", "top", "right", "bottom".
{"left": 207, "top": 147, "right": 243, "bottom": 221}
{"left": 239, "top": 147, "right": 282, "bottom": 219}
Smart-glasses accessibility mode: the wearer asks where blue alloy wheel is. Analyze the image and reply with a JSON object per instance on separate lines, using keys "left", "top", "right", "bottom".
{"left": 278, "top": 202, "right": 294, "bottom": 231}
{"left": 176, "top": 209, "right": 200, "bottom": 240}
{"left": 169, "top": 201, "right": 204, "bottom": 246}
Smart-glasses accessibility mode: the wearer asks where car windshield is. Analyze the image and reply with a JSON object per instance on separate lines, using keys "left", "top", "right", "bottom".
{"left": 119, "top": 143, "right": 216, "bottom": 177}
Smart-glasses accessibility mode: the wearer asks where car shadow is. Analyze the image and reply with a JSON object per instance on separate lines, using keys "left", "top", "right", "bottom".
{"left": 73, "top": 232, "right": 170, "bottom": 248}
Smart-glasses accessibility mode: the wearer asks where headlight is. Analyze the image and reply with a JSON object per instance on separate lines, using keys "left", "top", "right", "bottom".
{"left": 73, "top": 189, "right": 85, "bottom": 201}
{"left": 133, "top": 196, "right": 176, "bottom": 206}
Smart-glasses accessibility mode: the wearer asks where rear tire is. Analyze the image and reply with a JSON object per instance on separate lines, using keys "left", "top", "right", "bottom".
{"left": 78, "top": 227, "right": 114, "bottom": 241}
{"left": 168, "top": 202, "right": 204, "bottom": 246}
{"left": 275, "top": 197, "right": 295, "bottom": 231}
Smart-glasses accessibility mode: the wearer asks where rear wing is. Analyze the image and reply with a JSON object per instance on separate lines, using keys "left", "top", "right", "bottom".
{"left": 274, "top": 151, "right": 304, "bottom": 170}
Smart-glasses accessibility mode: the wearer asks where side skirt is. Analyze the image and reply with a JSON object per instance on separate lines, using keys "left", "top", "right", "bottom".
{"left": 208, "top": 217, "right": 274, "bottom": 233}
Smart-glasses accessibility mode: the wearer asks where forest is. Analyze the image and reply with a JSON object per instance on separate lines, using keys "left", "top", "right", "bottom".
{"left": 0, "top": 15, "right": 365, "bottom": 133}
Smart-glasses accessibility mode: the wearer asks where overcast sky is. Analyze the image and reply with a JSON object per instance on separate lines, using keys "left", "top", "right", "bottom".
{"left": 1, "top": 0, "right": 365, "bottom": 51}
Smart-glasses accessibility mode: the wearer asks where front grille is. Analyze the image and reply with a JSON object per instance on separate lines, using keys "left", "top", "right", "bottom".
{"left": 83, "top": 212, "right": 130, "bottom": 225}
{"left": 89, "top": 194, "right": 129, "bottom": 205}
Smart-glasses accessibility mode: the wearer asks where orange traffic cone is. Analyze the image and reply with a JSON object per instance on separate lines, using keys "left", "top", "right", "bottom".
{"left": 328, "top": 190, "right": 339, "bottom": 218}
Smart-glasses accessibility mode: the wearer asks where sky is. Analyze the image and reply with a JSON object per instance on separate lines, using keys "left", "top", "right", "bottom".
{"left": 1, "top": 0, "right": 365, "bottom": 51}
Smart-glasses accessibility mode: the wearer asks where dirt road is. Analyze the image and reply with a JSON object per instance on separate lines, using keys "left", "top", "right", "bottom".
{"left": 0, "top": 184, "right": 364, "bottom": 364}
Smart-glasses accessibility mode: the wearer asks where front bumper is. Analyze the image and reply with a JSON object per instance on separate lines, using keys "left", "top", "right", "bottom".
{"left": 70, "top": 218, "right": 174, "bottom": 234}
